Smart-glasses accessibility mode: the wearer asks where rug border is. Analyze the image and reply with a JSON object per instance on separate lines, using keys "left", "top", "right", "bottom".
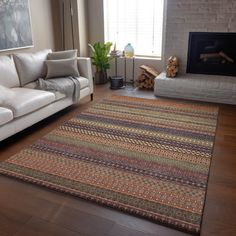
{"left": 199, "top": 107, "right": 220, "bottom": 235}
{"left": 0, "top": 170, "right": 200, "bottom": 235}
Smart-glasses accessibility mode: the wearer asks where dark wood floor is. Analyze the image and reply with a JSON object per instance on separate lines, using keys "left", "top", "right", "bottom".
{"left": 0, "top": 84, "right": 236, "bottom": 236}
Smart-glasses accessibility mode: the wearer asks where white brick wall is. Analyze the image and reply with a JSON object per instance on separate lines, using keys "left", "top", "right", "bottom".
{"left": 165, "top": 0, "right": 236, "bottom": 74}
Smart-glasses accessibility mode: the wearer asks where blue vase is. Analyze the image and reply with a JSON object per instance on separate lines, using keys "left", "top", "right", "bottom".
{"left": 124, "top": 43, "right": 134, "bottom": 58}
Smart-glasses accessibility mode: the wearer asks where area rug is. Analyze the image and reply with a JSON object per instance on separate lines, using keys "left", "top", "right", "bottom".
{"left": 0, "top": 95, "right": 219, "bottom": 234}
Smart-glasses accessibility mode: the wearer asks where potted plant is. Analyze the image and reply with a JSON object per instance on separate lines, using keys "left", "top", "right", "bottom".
{"left": 88, "top": 42, "right": 113, "bottom": 84}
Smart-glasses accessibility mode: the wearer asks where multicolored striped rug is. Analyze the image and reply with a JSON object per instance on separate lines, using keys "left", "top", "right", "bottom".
{"left": 0, "top": 95, "right": 218, "bottom": 234}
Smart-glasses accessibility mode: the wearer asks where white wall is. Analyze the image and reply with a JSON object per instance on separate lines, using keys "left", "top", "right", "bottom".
{"left": 30, "top": 0, "right": 55, "bottom": 52}
{"left": 165, "top": 0, "right": 236, "bottom": 74}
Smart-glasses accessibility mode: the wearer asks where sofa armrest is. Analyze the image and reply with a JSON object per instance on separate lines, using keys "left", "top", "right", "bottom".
{"left": 77, "top": 57, "right": 94, "bottom": 94}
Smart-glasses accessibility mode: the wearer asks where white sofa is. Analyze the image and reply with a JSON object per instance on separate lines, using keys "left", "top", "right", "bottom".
{"left": 0, "top": 50, "right": 93, "bottom": 142}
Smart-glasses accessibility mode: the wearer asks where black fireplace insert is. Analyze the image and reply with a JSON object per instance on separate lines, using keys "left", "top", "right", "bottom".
{"left": 187, "top": 32, "right": 236, "bottom": 76}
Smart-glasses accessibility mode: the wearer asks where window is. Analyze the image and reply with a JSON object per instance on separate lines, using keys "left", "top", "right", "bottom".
{"left": 103, "top": 0, "right": 164, "bottom": 57}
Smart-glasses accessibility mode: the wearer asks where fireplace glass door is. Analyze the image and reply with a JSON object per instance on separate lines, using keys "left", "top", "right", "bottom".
{"left": 187, "top": 32, "right": 236, "bottom": 76}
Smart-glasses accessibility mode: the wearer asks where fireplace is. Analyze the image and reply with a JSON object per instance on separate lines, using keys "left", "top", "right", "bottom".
{"left": 187, "top": 32, "right": 236, "bottom": 76}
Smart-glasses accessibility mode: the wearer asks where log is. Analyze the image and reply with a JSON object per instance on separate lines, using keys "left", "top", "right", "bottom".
{"left": 166, "top": 56, "right": 179, "bottom": 78}
{"left": 200, "top": 51, "right": 234, "bottom": 64}
{"left": 167, "top": 56, "right": 179, "bottom": 66}
{"left": 219, "top": 51, "right": 234, "bottom": 63}
{"left": 139, "top": 65, "right": 160, "bottom": 77}
{"left": 136, "top": 65, "right": 159, "bottom": 90}
{"left": 143, "top": 71, "right": 155, "bottom": 80}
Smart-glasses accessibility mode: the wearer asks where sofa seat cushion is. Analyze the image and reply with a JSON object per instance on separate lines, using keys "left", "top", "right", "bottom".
{"left": 0, "top": 107, "right": 14, "bottom": 126}
{"left": 54, "top": 91, "right": 66, "bottom": 101}
{"left": 76, "top": 76, "right": 89, "bottom": 89}
{"left": 5, "top": 88, "right": 55, "bottom": 118}
{"left": 24, "top": 82, "right": 66, "bottom": 101}
{"left": 0, "top": 85, "right": 14, "bottom": 105}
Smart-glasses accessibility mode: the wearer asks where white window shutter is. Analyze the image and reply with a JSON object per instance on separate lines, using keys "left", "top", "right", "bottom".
{"left": 104, "top": 0, "right": 164, "bottom": 57}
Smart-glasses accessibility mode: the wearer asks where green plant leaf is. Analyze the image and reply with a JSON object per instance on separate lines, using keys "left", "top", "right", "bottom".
{"left": 88, "top": 41, "right": 113, "bottom": 72}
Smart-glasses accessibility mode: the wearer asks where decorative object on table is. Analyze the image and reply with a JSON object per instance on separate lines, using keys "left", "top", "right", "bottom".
{"left": 124, "top": 43, "right": 134, "bottom": 58}
{"left": 136, "top": 65, "right": 159, "bottom": 89}
{"left": 0, "top": 95, "right": 219, "bottom": 235}
{"left": 166, "top": 56, "right": 179, "bottom": 78}
{"left": 110, "top": 43, "right": 122, "bottom": 58}
{"left": 0, "top": 0, "right": 33, "bottom": 52}
{"left": 88, "top": 42, "right": 113, "bottom": 84}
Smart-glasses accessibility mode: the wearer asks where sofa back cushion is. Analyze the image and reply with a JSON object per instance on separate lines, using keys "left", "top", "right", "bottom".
{"left": 0, "top": 56, "right": 20, "bottom": 88}
{"left": 13, "top": 49, "right": 52, "bottom": 86}
{"left": 0, "top": 85, "right": 14, "bottom": 105}
{"left": 47, "top": 49, "right": 77, "bottom": 60}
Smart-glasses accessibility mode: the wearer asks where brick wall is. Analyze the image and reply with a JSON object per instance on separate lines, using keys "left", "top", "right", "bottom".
{"left": 165, "top": 0, "right": 236, "bottom": 74}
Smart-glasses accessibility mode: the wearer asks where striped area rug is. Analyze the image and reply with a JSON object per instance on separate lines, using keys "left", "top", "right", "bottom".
{"left": 0, "top": 95, "right": 218, "bottom": 234}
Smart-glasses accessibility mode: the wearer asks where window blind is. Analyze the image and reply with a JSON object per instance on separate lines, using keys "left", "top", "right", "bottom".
{"left": 104, "top": 0, "right": 164, "bottom": 57}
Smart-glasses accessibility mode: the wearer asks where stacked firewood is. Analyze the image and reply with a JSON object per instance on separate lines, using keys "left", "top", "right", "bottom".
{"left": 136, "top": 65, "right": 160, "bottom": 89}
{"left": 166, "top": 56, "right": 179, "bottom": 78}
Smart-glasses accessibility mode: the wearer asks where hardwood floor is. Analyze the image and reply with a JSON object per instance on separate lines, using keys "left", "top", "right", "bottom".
{"left": 0, "top": 84, "right": 236, "bottom": 236}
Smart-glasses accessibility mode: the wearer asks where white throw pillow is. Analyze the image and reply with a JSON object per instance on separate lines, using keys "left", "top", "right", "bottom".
{"left": 45, "top": 58, "right": 80, "bottom": 79}
{"left": 47, "top": 49, "right": 77, "bottom": 60}
{"left": 13, "top": 49, "right": 52, "bottom": 86}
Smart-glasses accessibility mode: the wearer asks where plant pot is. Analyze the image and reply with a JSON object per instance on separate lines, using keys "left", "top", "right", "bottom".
{"left": 94, "top": 71, "right": 108, "bottom": 84}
